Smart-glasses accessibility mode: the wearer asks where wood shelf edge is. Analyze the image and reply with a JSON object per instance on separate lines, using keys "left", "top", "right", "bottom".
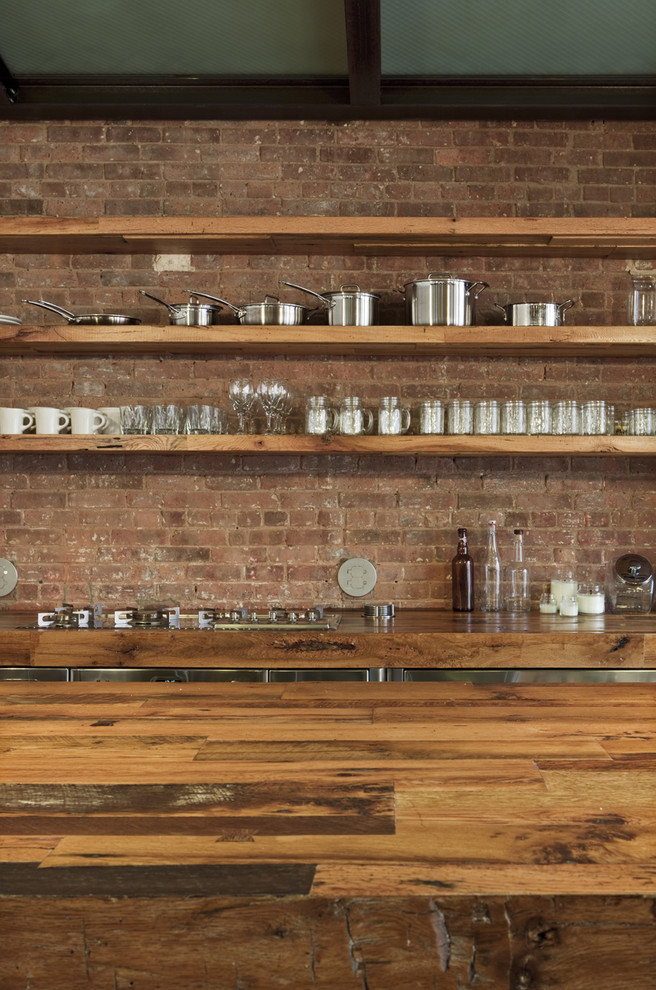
{"left": 0, "top": 435, "right": 654, "bottom": 456}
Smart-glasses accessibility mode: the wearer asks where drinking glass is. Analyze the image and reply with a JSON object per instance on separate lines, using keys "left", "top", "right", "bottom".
{"left": 184, "top": 404, "right": 228, "bottom": 434}
{"left": 628, "top": 275, "right": 656, "bottom": 326}
{"left": 501, "top": 400, "right": 526, "bottom": 434}
{"left": 627, "top": 407, "right": 655, "bottom": 435}
{"left": 229, "top": 379, "right": 257, "bottom": 434}
{"left": 551, "top": 400, "right": 580, "bottom": 435}
{"left": 257, "top": 380, "right": 293, "bottom": 434}
{"left": 338, "top": 396, "right": 374, "bottom": 435}
{"left": 151, "top": 404, "right": 183, "bottom": 435}
{"left": 377, "top": 396, "right": 410, "bottom": 435}
{"left": 446, "top": 399, "right": 473, "bottom": 435}
{"left": 305, "top": 395, "right": 338, "bottom": 435}
{"left": 526, "top": 400, "right": 551, "bottom": 435}
{"left": 581, "top": 400, "right": 612, "bottom": 435}
{"left": 120, "top": 405, "right": 151, "bottom": 435}
{"left": 417, "top": 400, "right": 444, "bottom": 435}
{"left": 473, "top": 400, "right": 500, "bottom": 435}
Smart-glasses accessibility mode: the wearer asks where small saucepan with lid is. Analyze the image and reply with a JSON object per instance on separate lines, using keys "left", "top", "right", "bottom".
{"left": 139, "top": 290, "right": 224, "bottom": 327}
{"left": 23, "top": 299, "right": 141, "bottom": 326}
{"left": 278, "top": 281, "right": 380, "bottom": 326}
{"left": 186, "top": 289, "right": 316, "bottom": 326}
{"left": 494, "top": 299, "right": 575, "bottom": 326}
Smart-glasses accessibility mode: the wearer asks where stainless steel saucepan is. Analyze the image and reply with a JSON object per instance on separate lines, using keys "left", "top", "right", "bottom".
{"left": 139, "top": 290, "right": 224, "bottom": 326}
{"left": 279, "top": 281, "right": 380, "bottom": 326}
{"left": 494, "top": 299, "right": 575, "bottom": 326}
{"left": 401, "top": 272, "right": 489, "bottom": 327}
{"left": 186, "top": 289, "right": 314, "bottom": 326}
{"left": 23, "top": 299, "right": 141, "bottom": 326}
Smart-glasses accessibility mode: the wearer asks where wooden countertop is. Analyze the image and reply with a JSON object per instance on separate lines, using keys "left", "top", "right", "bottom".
{"left": 1, "top": 679, "right": 655, "bottom": 899}
{"left": 1, "top": 609, "right": 655, "bottom": 668}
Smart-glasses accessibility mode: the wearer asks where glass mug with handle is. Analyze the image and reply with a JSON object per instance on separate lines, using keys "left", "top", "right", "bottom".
{"left": 377, "top": 396, "right": 411, "bottom": 435}
{"left": 338, "top": 396, "right": 374, "bottom": 436}
{"left": 0, "top": 407, "right": 35, "bottom": 433}
{"left": 305, "top": 395, "right": 339, "bottom": 435}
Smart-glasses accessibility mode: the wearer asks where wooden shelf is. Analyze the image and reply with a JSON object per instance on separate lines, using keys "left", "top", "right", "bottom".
{"left": 1, "top": 216, "right": 655, "bottom": 257}
{"left": 1, "top": 434, "right": 654, "bottom": 456}
{"left": 2, "top": 323, "right": 655, "bottom": 357}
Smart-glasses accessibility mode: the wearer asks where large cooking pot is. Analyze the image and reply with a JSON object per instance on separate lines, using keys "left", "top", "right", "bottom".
{"left": 402, "top": 272, "right": 489, "bottom": 327}
{"left": 279, "top": 281, "right": 380, "bottom": 326}
{"left": 139, "top": 290, "right": 224, "bottom": 327}
{"left": 23, "top": 299, "right": 141, "bottom": 326}
{"left": 495, "top": 299, "right": 575, "bottom": 326}
{"left": 188, "top": 289, "right": 314, "bottom": 326}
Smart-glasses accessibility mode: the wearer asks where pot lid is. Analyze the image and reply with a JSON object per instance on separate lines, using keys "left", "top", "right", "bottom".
{"left": 614, "top": 553, "right": 653, "bottom": 584}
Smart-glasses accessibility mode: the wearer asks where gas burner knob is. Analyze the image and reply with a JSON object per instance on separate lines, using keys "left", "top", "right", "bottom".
{"left": 306, "top": 608, "right": 321, "bottom": 623}
{"left": 269, "top": 608, "right": 289, "bottom": 623}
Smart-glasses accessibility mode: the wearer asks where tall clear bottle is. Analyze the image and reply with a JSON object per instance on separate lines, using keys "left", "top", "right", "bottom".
{"left": 481, "top": 520, "right": 502, "bottom": 612}
{"left": 452, "top": 527, "right": 474, "bottom": 612}
{"left": 505, "top": 528, "right": 531, "bottom": 612}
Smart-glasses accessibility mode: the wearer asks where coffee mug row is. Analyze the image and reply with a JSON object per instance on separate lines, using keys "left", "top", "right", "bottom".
{"left": 0, "top": 406, "right": 119, "bottom": 434}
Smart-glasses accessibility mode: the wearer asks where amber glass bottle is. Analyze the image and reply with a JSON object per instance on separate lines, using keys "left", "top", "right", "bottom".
{"left": 452, "top": 527, "right": 474, "bottom": 612}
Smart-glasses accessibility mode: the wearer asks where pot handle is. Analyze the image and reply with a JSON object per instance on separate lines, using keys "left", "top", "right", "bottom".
{"left": 279, "top": 280, "right": 331, "bottom": 309}
{"left": 139, "top": 290, "right": 177, "bottom": 314}
{"left": 557, "top": 298, "right": 575, "bottom": 314}
{"left": 467, "top": 280, "right": 489, "bottom": 299}
{"left": 493, "top": 303, "right": 509, "bottom": 322}
{"left": 185, "top": 289, "right": 242, "bottom": 317}
{"left": 22, "top": 299, "right": 76, "bottom": 320}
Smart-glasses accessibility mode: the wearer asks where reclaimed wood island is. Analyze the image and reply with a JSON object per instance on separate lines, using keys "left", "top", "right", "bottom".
{"left": 1, "top": 610, "right": 655, "bottom": 988}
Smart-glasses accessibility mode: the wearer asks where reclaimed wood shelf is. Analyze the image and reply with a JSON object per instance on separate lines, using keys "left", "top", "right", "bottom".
{"left": 1, "top": 215, "right": 656, "bottom": 256}
{"left": 0, "top": 433, "right": 655, "bottom": 456}
{"left": 2, "top": 322, "right": 655, "bottom": 357}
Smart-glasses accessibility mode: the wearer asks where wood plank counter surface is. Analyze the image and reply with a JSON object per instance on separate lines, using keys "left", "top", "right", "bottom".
{"left": 1, "top": 608, "right": 655, "bottom": 668}
{"left": 1, "top": 679, "right": 655, "bottom": 988}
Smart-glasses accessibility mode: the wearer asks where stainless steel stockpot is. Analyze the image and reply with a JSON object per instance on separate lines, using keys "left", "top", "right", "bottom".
{"left": 280, "top": 281, "right": 380, "bottom": 326}
{"left": 494, "top": 299, "right": 575, "bottom": 326}
{"left": 402, "top": 272, "right": 489, "bottom": 326}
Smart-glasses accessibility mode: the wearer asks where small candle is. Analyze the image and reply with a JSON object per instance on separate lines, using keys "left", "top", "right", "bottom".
{"left": 539, "top": 593, "right": 558, "bottom": 614}
{"left": 559, "top": 595, "right": 579, "bottom": 617}
{"left": 577, "top": 586, "right": 606, "bottom": 614}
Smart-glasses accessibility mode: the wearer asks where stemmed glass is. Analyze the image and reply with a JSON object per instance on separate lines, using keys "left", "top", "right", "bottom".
{"left": 228, "top": 379, "right": 257, "bottom": 434}
{"left": 257, "top": 380, "right": 293, "bottom": 434}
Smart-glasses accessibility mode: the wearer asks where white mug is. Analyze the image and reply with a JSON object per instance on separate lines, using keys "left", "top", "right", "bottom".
{"left": 29, "top": 406, "right": 71, "bottom": 434}
{"left": 97, "top": 406, "right": 122, "bottom": 434}
{"left": 66, "top": 407, "right": 108, "bottom": 434}
{"left": 0, "top": 407, "right": 35, "bottom": 433}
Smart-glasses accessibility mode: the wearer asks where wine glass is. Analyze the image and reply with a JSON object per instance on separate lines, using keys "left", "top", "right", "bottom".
{"left": 228, "top": 379, "right": 256, "bottom": 434}
{"left": 257, "top": 380, "right": 293, "bottom": 434}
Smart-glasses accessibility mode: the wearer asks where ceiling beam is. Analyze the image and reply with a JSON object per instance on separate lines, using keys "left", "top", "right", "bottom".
{"left": 344, "top": 0, "right": 381, "bottom": 106}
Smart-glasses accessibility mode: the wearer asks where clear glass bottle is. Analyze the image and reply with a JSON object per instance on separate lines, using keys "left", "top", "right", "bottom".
{"left": 481, "top": 519, "right": 502, "bottom": 612}
{"left": 452, "top": 527, "right": 474, "bottom": 612}
{"left": 505, "top": 528, "right": 531, "bottom": 612}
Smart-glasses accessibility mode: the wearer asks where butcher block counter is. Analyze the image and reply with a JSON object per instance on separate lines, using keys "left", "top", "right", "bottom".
{"left": 1, "top": 677, "right": 655, "bottom": 989}
{"left": 1, "top": 608, "right": 656, "bottom": 668}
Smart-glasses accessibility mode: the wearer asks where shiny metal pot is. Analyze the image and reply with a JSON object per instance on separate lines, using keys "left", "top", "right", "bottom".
{"left": 139, "top": 290, "right": 224, "bottom": 326}
{"left": 495, "top": 299, "right": 575, "bottom": 326}
{"left": 23, "top": 299, "right": 141, "bottom": 326}
{"left": 402, "top": 272, "right": 489, "bottom": 327}
{"left": 280, "top": 281, "right": 380, "bottom": 326}
{"left": 189, "top": 290, "right": 313, "bottom": 326}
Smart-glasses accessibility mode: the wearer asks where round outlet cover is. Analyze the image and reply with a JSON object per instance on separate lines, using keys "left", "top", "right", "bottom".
{"left": 337, "top": 557, "right": 377, "bottom": 597}
{"left": 0, "top": 559, "right": 18, "bottom": 596}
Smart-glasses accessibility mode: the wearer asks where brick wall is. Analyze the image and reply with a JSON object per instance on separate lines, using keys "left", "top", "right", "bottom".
{"left": 1, "top": 119, "right": 655, "bottom": 610}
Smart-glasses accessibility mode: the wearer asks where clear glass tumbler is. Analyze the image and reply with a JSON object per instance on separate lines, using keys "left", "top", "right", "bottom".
{"left": 473, "top": 400, "right": 500, "bottom": 435}
{"left": 551, "top": 400, "right": 580, "bottom": 435}
{"left": 501, "top": 400, "right": 526, "bottom": 434}
{"left": 417, "top": 400, "right": 444, "bottom": 435}
{"left": 446, "top": 399, "right": 473, "bottom": 435}
{"left": 526, "top": 399, "right": 551, "bottom": 435}
{"left": 628, "top": 275, "right": 656, "bottom": 326}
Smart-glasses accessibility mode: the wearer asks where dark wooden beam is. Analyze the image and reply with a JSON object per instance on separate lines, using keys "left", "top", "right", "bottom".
{"left": 344, "top": 0, "right": 381, "bottom": 107}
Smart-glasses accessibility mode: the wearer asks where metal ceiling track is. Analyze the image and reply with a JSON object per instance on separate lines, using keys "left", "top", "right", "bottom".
{"left": 0, "top": 0, "right": 655, "bottom": 121}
